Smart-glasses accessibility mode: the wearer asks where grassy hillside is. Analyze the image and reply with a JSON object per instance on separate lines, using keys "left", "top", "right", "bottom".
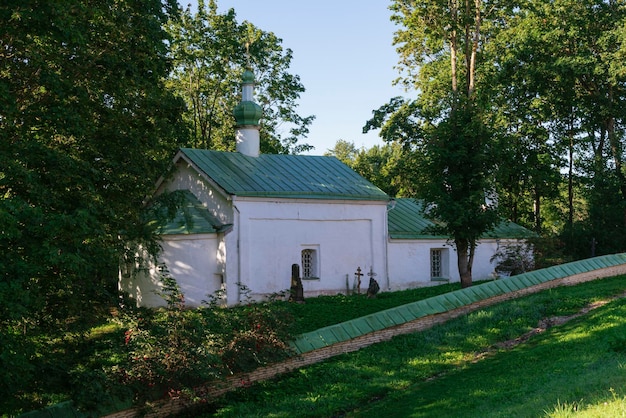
{"left": 192, "top": 275, "right": 626, "bottom": 417}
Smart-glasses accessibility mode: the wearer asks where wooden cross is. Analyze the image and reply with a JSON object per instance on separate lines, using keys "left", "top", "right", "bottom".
{"left": 355, "top": 267, "right": 363, "bottom": 294}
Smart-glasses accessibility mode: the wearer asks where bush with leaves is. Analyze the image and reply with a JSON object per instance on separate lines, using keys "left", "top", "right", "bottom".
{"left": 219, "top": 297, "right": 295, "bottom": 373}
{"left": 119, "top": 271, "right": 295, "bottom": 403}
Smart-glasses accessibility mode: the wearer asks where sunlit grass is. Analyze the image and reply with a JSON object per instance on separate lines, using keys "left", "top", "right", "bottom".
{"left": 10, "top": 275, "right": 626, "bottom": 417}
{"left": 200, "top": 275, "right": 626, "bottom": 418}
{"left": 545, "top": 389, "right": 626, "bottom": 417}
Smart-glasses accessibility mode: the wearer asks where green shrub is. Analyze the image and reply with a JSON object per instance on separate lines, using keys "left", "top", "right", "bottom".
{"left": 118, "top": 272, "right": 295, "bottom": 404}
{"left": 0, "top": 325, "right": 35, "bottom": 409}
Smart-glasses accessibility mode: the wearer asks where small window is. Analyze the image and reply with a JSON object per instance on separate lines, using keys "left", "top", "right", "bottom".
{"left": 430, "top": 248, "right": 449, "bottom": 280}
{"left": 301, "top": 248, "right": 318, "bottom": 279}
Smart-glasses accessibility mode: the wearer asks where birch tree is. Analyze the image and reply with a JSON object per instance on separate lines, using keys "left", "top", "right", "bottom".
{"left": 368, "top": 0, "right": 504, "bottom": 287}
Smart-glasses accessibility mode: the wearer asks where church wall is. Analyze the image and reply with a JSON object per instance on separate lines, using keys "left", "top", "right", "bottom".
{"left": 119, "top": 244, "right": 166, "bottom": 308}
{"left": 144, "top": 164, "right": 529, "bottom": 305}
{"left": 162, "top": 162, "right": 234, "bottom": 225}
{"left": 474, "top": 240, "right": 502, "bottom": 278}
{"left": 387, "top": 239, "right": 456, "bottom": 289}
{"left": 387, "top": 238, "right": 518, "bottom": 289}
{"left": 159, "top": 234, "right": 223, "bottom": 307}
{"left": 119, "top": 233, "right": 221, "bottom": 308}
{"left": 232, "top": 198, "right": 388, "bottom": 301}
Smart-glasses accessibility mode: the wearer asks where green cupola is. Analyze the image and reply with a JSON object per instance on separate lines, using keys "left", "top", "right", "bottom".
{"left": 233, "top": 70, "right": 263, "bottom": 126}
{"left": 234, "top": 69, "right": 262, "bottom": 157}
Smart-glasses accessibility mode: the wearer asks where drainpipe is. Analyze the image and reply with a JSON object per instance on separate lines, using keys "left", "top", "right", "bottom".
{"left": 233, "top": 203, "right": 242, "bottom": 304}
{"left": 385, "top": 198, "right": 396, "bottom": 291}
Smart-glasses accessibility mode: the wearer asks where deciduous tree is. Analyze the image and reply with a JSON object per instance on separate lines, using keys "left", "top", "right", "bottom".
{"left": 167, "top": 0, "right": 314, "bottom": 154}
{"left": 368, "top": 0, "right": 503, "bottom": 286}
{"left": 0, "top": 0, "right": 183, "bottom": 333}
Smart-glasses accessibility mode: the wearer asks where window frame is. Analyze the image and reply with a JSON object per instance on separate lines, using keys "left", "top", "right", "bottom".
{"left": 430, "top": 248, "right": 449, "bottom": 281}
{"left": 301, "top": 245, "right": 320, "bottom": 280}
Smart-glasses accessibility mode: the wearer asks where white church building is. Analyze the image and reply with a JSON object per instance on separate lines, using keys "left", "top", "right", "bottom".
{"left": 120, "top": 71, "right": 532, "bottom": 307}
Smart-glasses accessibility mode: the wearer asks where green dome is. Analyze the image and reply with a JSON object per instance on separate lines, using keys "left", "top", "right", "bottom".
{"left": 242, "top": 69, "right": 255, "bottom": 84}
{"left": 233, "top": 101, "right": 263, "bottom": 126}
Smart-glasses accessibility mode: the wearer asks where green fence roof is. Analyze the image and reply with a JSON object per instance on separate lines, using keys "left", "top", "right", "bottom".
{"left": 290, "top": 253, "right": 626, "bottom": 354}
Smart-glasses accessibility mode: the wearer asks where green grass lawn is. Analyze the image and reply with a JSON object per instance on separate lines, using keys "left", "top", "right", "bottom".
{"left": 352, "top": 298, "right": 626, "bottom": 417}
{"left": 279, "top": 282, "right": 462, "bottom": 333}
{"left": 189, "top": 275, "right": 626, "bottom": 417}
{"left": 8, "top": 276, "right": 626, "bottom": 417}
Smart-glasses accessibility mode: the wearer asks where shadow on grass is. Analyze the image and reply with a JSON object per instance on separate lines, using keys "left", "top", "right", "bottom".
{"left": 353, "top": 299, "right": 626, "bottom": 418}
{"left": 204, "top": 277, "right": 626, "bottom": 418}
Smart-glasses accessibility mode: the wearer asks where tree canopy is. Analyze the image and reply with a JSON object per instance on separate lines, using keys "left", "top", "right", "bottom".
{"left": 0, "top": 0, "right": 185, "bottom": 393}
{"left": 366, "top": 0, "right": 626, "bottom": 281}
{"left": 367, "top": 0, "right": 503, "bottom": 286}
{"left": 167, "top": 0, "right": 314, "bottom": 154}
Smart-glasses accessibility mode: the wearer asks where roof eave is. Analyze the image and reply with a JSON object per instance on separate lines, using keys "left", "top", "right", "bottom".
{"left": 175, "top": 150, "right": 233, "bottom": 201}
{"left": 233, "top": 192, "right": 389, "bottom": 201}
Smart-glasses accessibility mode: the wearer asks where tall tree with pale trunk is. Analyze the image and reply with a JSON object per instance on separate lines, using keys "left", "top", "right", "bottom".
{"left": 367, "top": 0, "right": 506, "bottom": 287}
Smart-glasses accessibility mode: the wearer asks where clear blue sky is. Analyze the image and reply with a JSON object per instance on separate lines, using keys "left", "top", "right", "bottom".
{"left": 180, "top": 0, "right": 407, "bottom": 155}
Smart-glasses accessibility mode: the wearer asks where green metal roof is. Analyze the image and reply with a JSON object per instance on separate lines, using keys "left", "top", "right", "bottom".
{"left": 388, "top": 198, "right": 535, "bottom": 240}
{"left": 178, "top": 148, "right": 389, "bottom": 201}
{"left": 388, "top": 199, "right": 441, "bottom": 239}
{"left": 484, "top": 219, "right": 537, "bottom": 239}
{"left": 153, "top": 190, "right": 231, "bottom": 235}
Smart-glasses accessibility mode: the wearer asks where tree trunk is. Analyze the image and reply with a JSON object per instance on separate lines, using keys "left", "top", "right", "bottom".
{"left": 534, "top": 186, "right": 541, "bottom": 233}
{"left": 449, "top": 0, "right": 458, "bottom": 95}
{"left": 467, "top": 0, "right": 481, "bottom": 98}
{"left": 606, "top": 87, "right": 626, "bottom": 226}
{"left": 567, "top": 118, "right": 574, "bottom": 228}
{"left": 456, "top": 238, "right": 473, "bottom": 288}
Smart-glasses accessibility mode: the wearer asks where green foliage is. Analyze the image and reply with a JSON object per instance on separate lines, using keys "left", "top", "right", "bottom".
{"left": 0, "top": 0, "right": 184, "bottom": 332}
{"left": 418, "top": 103, "right": 499, "bottom": 239}
{"left": 352, "top": 142, "right": 411, "bottom": 197}
{"left": 7, "top": 275, "right": 626, "bottom": 416}
{"left": 378, "top": 0, "right": 626, "bottom": 267}
{"left": 0, "top": 279, "right": 463, "bottom": 415}
{"left": 371, "top": 1, "right": 505, "bottom": 285}
{"left": 0, "top": 2, "right": 186, "bottom": 414}
{"left": 325, "top": 140, "right": 415, "bottom": 197}
{"left": 0, "top": 325, "right": 36, "bottom": 409}
{"left": 204, "top": 276, "right": 626, "bottom": 417}
{"left": 324, "top": 139, "right": 358, "bottom": 165}
{"left": 167, "top": 0, "right": 314, "bottom": 154}
{"left": 118, "top": 271, "right": 295, "bottom": 405}
{"left": 488, "top": 0, "right": 626, "bottom": 253}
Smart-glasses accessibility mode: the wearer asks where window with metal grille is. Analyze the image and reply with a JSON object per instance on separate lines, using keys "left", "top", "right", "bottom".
{"left": 431, "top": 249, "right": 442, "bottom": 278}
{"left": 301, "top": 248, "right": 317, "bottom": 278}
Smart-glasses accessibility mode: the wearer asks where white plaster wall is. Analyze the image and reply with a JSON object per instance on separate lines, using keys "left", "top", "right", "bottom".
{"left": 163, "top": 161, "right": 234, "bottom": 225}
{"left": 387, "top": 238, "right": 509, "bottom": 289}
{"left": 119, "top": 245, "right": 167, "bottom": 308}
{"left": 121, "top": 234, "right": 222, "bottom": 308}
{"left": 159, "top": 234, "right": 223, "bottom": 307}
{"left": 233, "top": 198, "right": 388, "bottom": 301}
{"left": 387, "top": 239, "right": 453, "bottom": 289}
{"left": 473, "top": 240, "right": 500, "bottom": 279}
